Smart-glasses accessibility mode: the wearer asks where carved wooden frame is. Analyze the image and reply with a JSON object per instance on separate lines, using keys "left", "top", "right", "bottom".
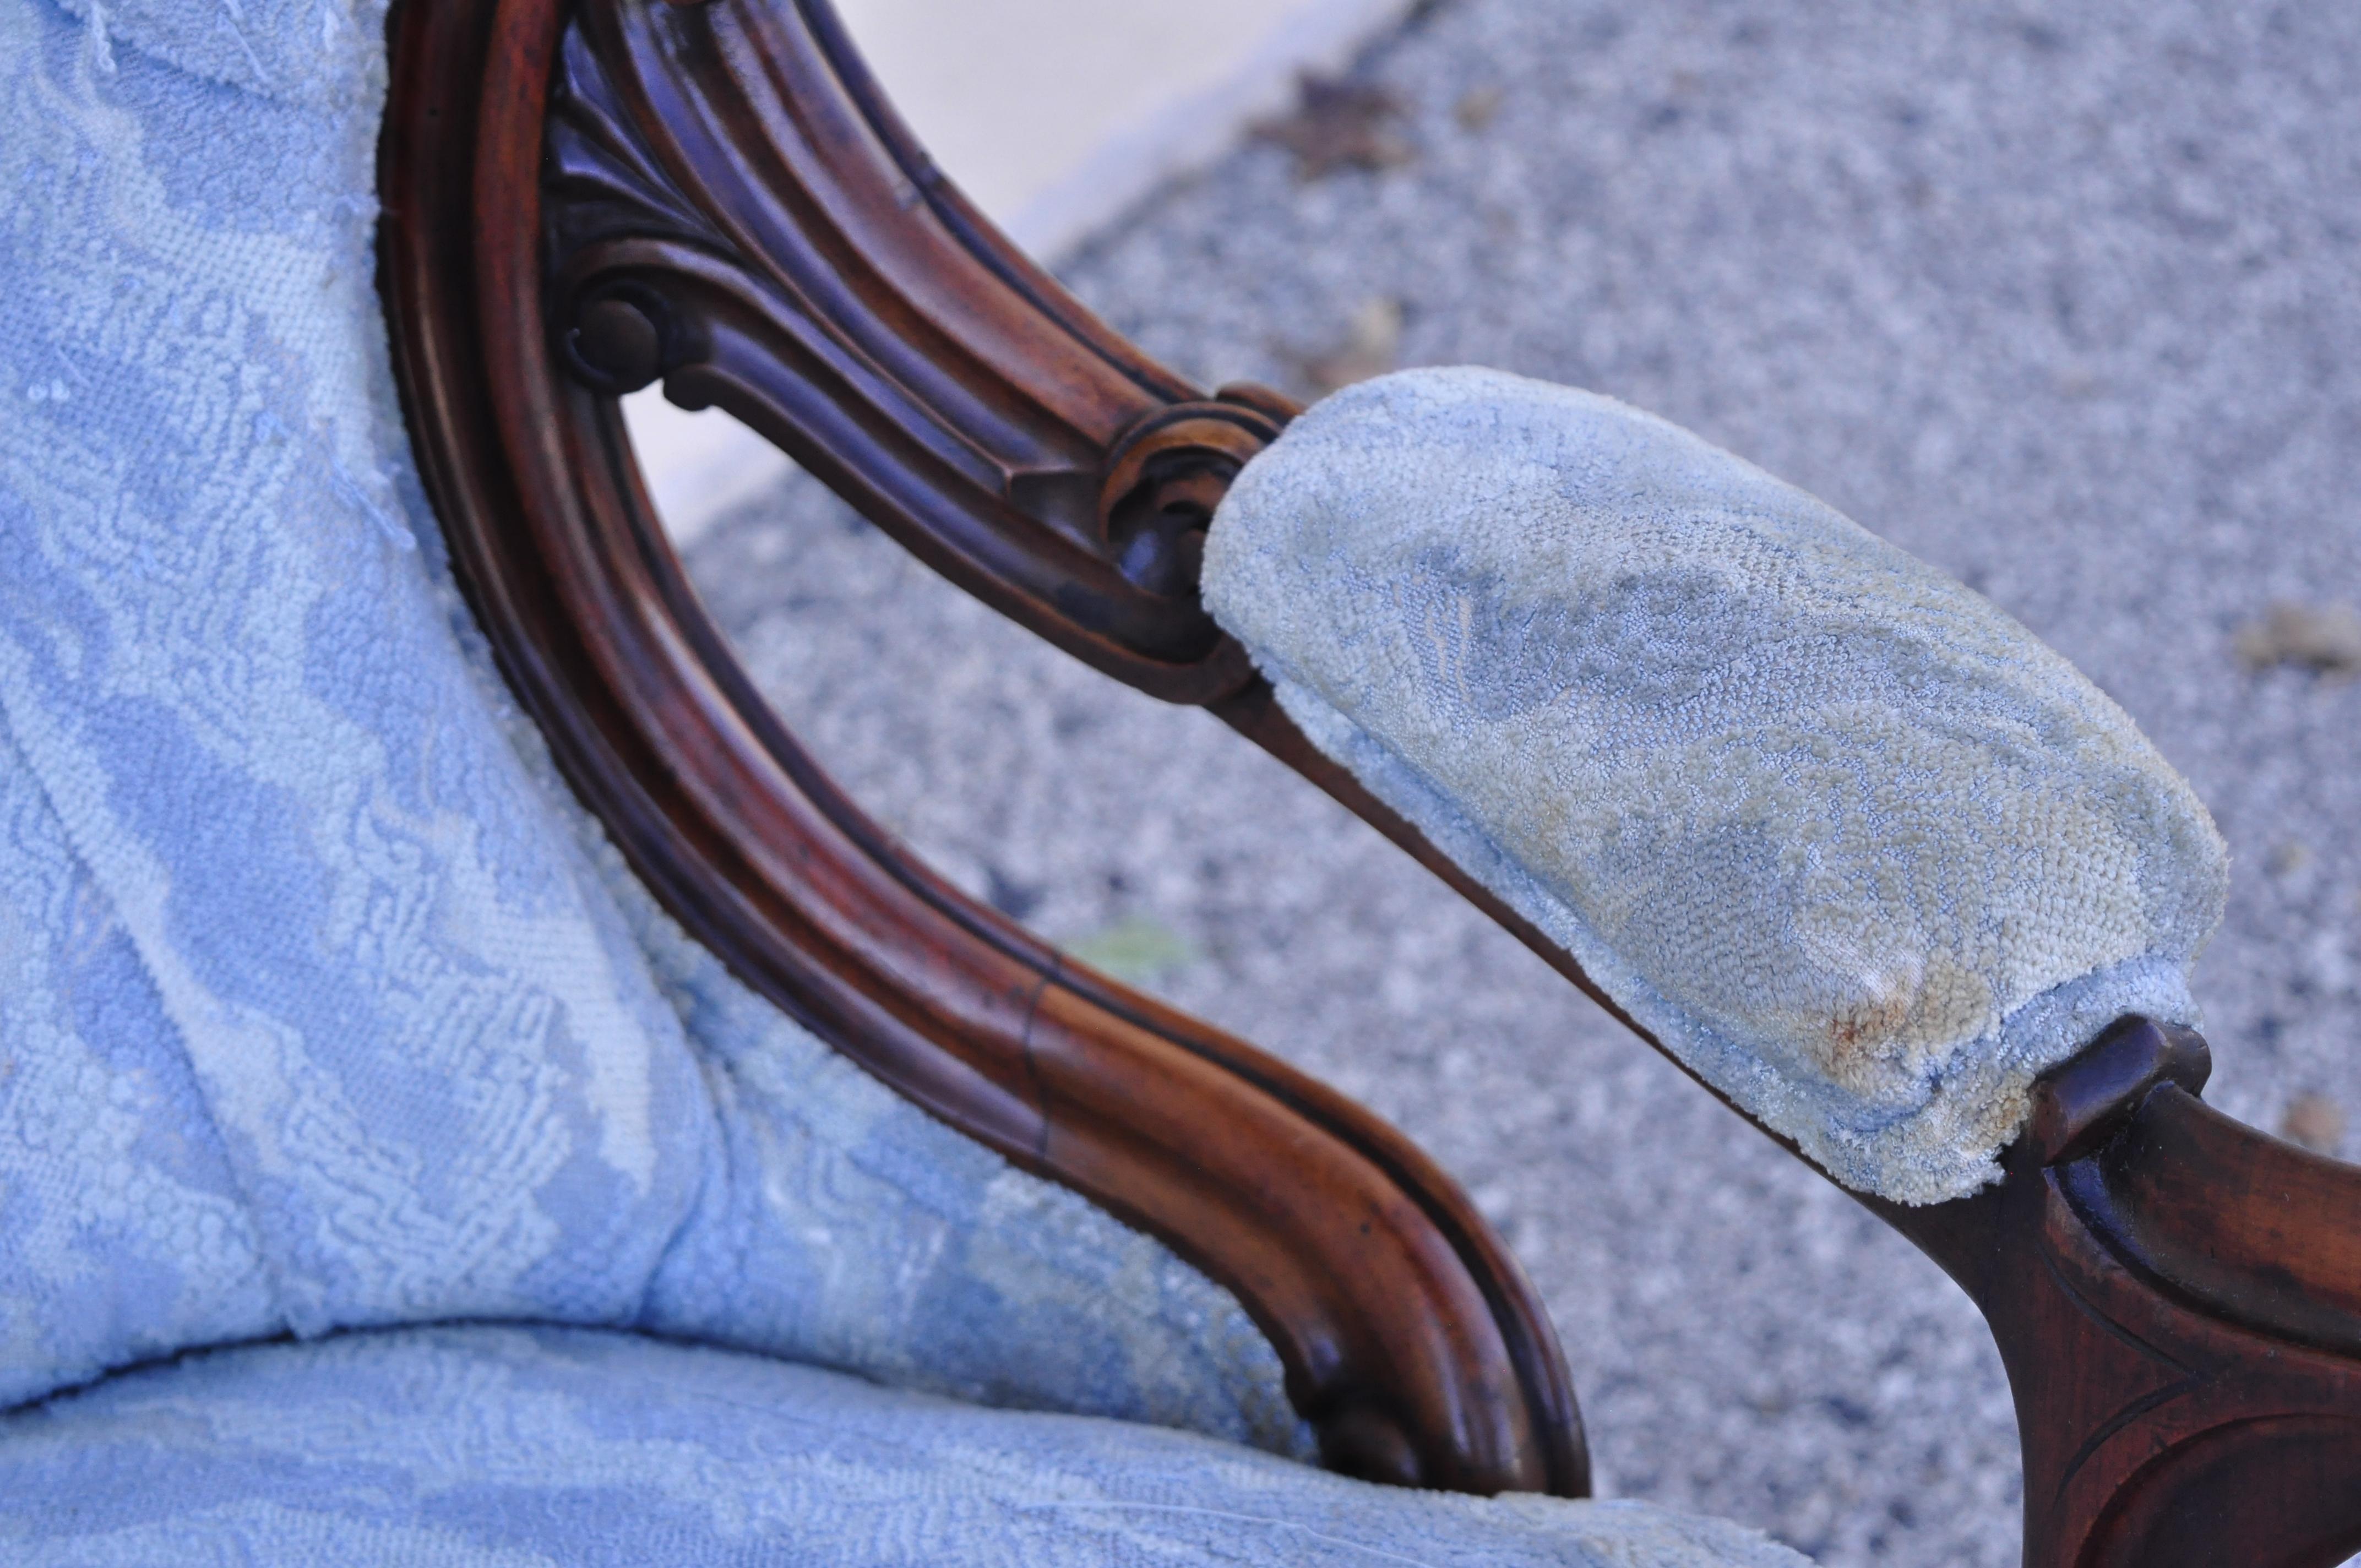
{"left": 377, "top": 0, "right": 2361, "bottom": 1560}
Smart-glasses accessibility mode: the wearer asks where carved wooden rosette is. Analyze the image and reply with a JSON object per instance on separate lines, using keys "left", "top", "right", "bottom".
{"left": 378, "top": 0, "right": 2361, "bottom": 1555}
{"left": 379, "top": 0, "right": 1585, "bottom": 1499}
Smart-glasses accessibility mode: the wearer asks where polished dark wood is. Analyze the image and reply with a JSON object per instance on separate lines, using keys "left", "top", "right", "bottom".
{"left": 378, "top": 0, "right": 2361, "bottom": 1556}
{"left": 537, "top": 0, "right": 1267, "bottom": 700}
{"left": 379, "top": 0, "right": 1582, "bottom": 1500}
{"left": 1890, "top": 1019, "right": 2361, "bottom": 1567}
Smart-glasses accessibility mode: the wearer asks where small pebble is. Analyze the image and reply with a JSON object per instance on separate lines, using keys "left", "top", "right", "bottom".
{"left": 2281, "top": 1091, "right": 2347, "bottom": 1155}
{"left": 1454, "top": 85, "right": 1504, "bottom": 130}
{"left": 1298, "top": 296, "right": 1403, "bottom": 394}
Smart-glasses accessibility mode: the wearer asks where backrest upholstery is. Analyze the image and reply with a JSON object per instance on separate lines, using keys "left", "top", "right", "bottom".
{"left": 0, "top": 0, "right": 1300, "bottom": 1451}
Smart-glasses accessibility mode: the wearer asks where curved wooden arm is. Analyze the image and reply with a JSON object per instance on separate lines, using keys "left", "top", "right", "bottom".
{"left": 379, "top": 0, "right": 1582, "bottom": 1498}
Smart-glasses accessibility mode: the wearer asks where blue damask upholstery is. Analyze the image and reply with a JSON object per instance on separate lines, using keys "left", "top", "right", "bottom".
{"left": 0, "top": 0, "right": 1815, "bottom": 1561}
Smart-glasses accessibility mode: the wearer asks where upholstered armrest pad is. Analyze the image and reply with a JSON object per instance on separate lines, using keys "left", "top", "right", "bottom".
{"left": 1203, "top": 368, "right": 2226, "bottom": 1203}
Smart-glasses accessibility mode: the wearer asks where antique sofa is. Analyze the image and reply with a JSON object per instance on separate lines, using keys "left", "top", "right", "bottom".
{"left": 3, "top": 0, "right": 2359, "bottom": 1563}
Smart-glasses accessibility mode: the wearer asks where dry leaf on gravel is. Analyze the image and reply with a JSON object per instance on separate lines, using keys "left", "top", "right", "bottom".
{"left": 1065, "top": 915, "right": 1198, "bottom": 986}
{"left": 2268, "top": 840, "right": 2314, "bottom": 876}
{"left": 1297, "top": 296, "right": 1404, "bottom": 395}
{"left": 1253, "top": 73, "right": 1415, "bottom": 178}
{"left": 2234, "top": 600, "right": 2361, "bottom": 677}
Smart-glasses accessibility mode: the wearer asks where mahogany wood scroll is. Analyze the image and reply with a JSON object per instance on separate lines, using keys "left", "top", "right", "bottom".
{"left": 378, "top": 0, "right": 1584, "bottom": 1500}
{"left": 375, "top": 0, "right": 2361, "bottom": 1558}
{"left": 541, "top": 0, "right": 1274, "bottom": 701}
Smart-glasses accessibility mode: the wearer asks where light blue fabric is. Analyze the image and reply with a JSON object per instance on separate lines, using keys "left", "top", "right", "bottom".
{"left": 0, "top": 1324, "right": 1814, "bottom": 1567}
{"left": 1204, "top": 369, "right": 2228, "bottom": 1204}
{"left": 0, "top": 0, "right": 1299, "bottom": 1456}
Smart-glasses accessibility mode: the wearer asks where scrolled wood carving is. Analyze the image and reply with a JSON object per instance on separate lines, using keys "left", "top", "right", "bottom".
{"left": 537, "top": 0, "right": 1266, "bottom": 700}
{"left": 379, "top": 0, "right": 1585, "bottom": 1500}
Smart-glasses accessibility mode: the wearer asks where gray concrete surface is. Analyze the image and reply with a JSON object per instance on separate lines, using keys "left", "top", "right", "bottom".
{"left": 676, "top": 2, "right": 2361, "bottom": 1561}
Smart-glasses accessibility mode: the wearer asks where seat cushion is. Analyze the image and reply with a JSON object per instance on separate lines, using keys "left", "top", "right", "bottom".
{"left": 0, "top": 1325, "right": 1813, "bottom": 1567}
{"left": 1204, "top": 368, "right": 2227, "bottom": 1203}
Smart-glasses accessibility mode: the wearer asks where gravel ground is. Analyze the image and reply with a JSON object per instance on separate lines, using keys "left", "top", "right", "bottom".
{"left": 676, "top": 3, "right": 2361, "bottom": 1561}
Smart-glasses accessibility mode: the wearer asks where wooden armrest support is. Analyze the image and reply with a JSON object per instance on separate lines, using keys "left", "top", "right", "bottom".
{"left": 2078, "top": 1074, "right": 2361, "bottom": 1360}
